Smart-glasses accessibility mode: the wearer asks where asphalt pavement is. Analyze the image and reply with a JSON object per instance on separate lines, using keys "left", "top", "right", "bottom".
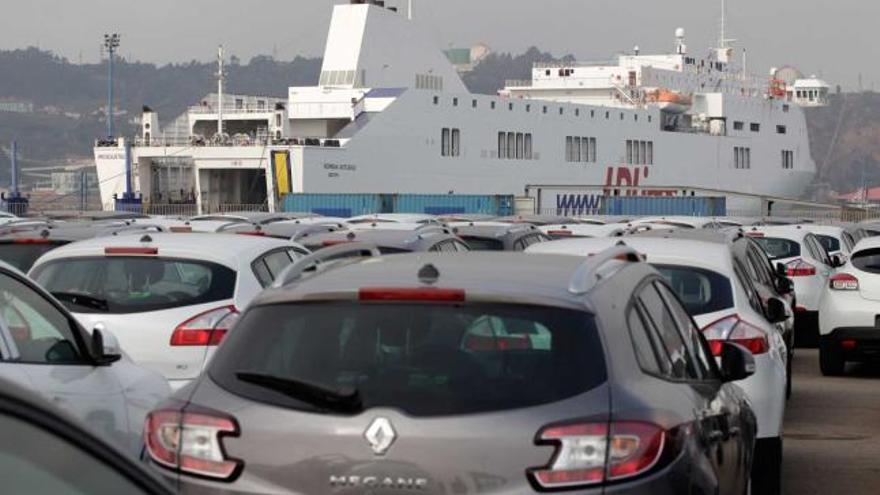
{"left": 783, "top": 350, "right": 880, "bottom": 494}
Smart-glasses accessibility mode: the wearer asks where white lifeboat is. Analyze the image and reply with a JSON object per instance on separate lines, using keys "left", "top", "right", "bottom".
{"left": 645, "top": 88, "right": 692, "bottom": 114}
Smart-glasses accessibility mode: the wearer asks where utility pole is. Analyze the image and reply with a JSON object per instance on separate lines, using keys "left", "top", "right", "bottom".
{"left": 217, "top": 45, "right": 225, "bottom": 137}
{"left": 103, "top": 33, "right": 121, "bottom": 139}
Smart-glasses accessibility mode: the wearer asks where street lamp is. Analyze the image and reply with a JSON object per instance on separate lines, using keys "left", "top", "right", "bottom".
{"left": 103, "top": 33, "right": 121, "bottom": 139}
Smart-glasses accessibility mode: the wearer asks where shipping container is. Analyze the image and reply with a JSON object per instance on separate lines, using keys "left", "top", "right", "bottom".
{"left": 282, "top": 193, "right": 385, "bottom": 218}
{"left": 393, "top": 194, "right": 514, "bottom": 216}
{"left": 282, "top": 193, "right": 515, "bottom": 217}
{"left": 601, "top": 196, "right": 726, "bottom": 216}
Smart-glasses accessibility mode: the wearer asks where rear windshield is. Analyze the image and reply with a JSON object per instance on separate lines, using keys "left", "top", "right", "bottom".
{"left": 654, "top": 264, "right": 734, "bottom": 316}
{"left": 816, "top": 235, "right": 841, "bottom": 253}
{"left": 0, "top": 242, "right": 65, "bottom": 272}
{"left": 752, "top": 237, "right": 801, "bottom": 260}
{"left": 209, "top": 303, "right": 606, "bottom": 417}
{"left": 31, "top": 257, "right": 236, "bottom": 314}
{"left": 852, "top": 248, "right": 880, "bottom": 274}
{"left": 460, "top": 237, "right": 504, "bottom": 251}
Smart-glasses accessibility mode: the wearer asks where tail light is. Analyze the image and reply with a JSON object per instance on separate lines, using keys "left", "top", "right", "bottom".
{"left": 702, "top": 315, "right": 769, "bottom": 356}
{"left": 144, "top": 407, "right": 242, "bottom": 480}
{"left": 529, "top": 421, "right": 666, "bottom": 490}
{"left": 359, "top": 288, "right": 466, "bottom": 302}
{"left": 546, "top": 230, "right": 573, "bottom": 237}
{"left": 170, "top": 306, "right": 239, "bottom": 346}
{"left": 785, "top": 259, "right": 816, "bottom": 277}
{"left": 829, "top": 273, "right": 859, "bottom": 291}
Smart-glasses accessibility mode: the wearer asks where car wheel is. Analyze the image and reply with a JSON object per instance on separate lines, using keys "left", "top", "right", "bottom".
{"left": 751, "top": 437, "right": 782, "bottom": 495}
{"left": 819, "top": 338, "right": 845, "bottom": 376}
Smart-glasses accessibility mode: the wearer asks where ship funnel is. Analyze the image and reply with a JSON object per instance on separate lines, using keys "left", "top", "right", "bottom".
{"left": 675, "top": 28, "right": 687, "bottom": 54}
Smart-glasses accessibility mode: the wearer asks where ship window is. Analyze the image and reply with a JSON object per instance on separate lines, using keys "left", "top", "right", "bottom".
{"left": 453, "top": 98, "right": 459, "bottom": 107}
{"left": 509, "top": 103, "right": 514, "bottom": 111}
{"left": 605, "top": 111, "right": 610, "bottom": 119}
{"left": 516, "top": 133, "right": 524, "bottom": 159}
{"left": 782, "top": 150, "right": 794, "bottom": 169}
{"left": 275, "top": 114, "right": 282, "bottom": 127}
{"left": 441, "top": 128, "right": 451, "bottom": 157}
{"left": 639, "top": 141, "right": 647, "bottom": 165}
{"left": 526, "top": 104, "right": 531, "bottom": 112}
{"left": 783, "top": 104, "right": 790, "bottom": 113}
{"left": 733, "top": 121, "right": 744, "bottom": 131}
{"left": 524, "top": 134, "right": 533, "bottom": 160}
{"left": 559, "top": 107, "right": 564, "bottom": 115}
{"left": 776, "top": 125, "right": 787, "bottom": 134}
{"left": 566, "top": 137, "right": 574, "bottom": 162}
{"left": 626, "top": 140, "right": 634, "bottom": 164}
{"left": 235, "top": 99, "right": 244, "bottom": 110}
{"left": 451, "top": 129, "right": 461, "bottom": 157}
{"left": 498, "top": 132, "right": 507, "bottom": 159}
{"left": 543, "top": 106, "right": 548, "bottom": 114}
{"left": 590, "top": 138, "right": 597, "bottom": 162}
{"left": 257, "top": 100, "right": 266, "bottom": 110}
{"left": 545, "top": 70, "right": 551, "bottom": 76}
{"left": 620, "top": 113, "right": 625, "bottom": 120}
{"left": 646, "top": 141, "right": 653, "bottom": 165}
{"left": 491, "top": 101, "right": 496, "bottom": 110}
{"left": 433, "top": 96, "right": 439, "bottom": 105}
{"left": 750, "top": 123, "right": 761, "bottom": 132}
{"left": 575, "top": 109, "right": 580, "bottom": 117}
{"left": 472, "top": 99, "right": 477, "bottom": 108}
{"left": 648, "top": 115, "right": 652, "bottom": 123}
{"left": 734, "top": 146, "right": 752, "bottom": 169}
{"left": 507, "top": 132, "right": 516, "bottom": 158}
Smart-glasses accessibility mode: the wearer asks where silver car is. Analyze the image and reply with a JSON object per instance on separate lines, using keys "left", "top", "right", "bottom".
{"left": 144, "top": 247, "right": 757, "bottom": 494}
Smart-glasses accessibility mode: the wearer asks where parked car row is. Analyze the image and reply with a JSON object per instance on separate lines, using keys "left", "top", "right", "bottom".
{"left": 0, "top": 210, "right": 877, "bottom": 494}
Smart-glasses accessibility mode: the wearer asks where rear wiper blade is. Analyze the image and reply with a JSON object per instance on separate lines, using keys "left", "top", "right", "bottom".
{"left": 51, "top": 292, "right": 109, "bottom": 312}
{"left": 236, "top": 372, "right": 363, "bottom": 414}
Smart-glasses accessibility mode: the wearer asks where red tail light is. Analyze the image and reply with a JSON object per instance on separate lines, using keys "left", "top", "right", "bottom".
{"left": 785, "top": 259, "right": 816, "bottom": 277}
{"left": 170, "top": 306, "right": 239, "bottom": 346}
{"left": 13, "top": 238, "right": 52, "bottom": 244}
{"left": 236, "top": 231, "right": 266, "bottom": 237}
{"left": 169, "top": 226, "right": 193, "bottom": 233}
{"left": 359, "top": 288, "right": 466, "bottom": 302}
{"left": 105, "top": 247, "right": 159, "bottom": 256}
{"left": 702, "top": 315, "right": 769, "bottom": 356}
{"left": 322, "top": 240, "right": 352, "bottom": 247}
{"left": 529, "top": 421, "right": 666, "bottom": 490}
{"left": 546, "top": 230, "right": 573, "bottom": 237}
{"left": 144, "top": 407, "right": 242, "bottom": 480}
{"left": 829, "top": 273, "right": 859, "bottom": 291}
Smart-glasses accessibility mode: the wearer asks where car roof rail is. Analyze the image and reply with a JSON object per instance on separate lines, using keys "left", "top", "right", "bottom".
{"left": 272, "top": 242, "right": 382, "bottom": 288}
{"left": 568, "top": 244, "right": 643, "bottom": 295}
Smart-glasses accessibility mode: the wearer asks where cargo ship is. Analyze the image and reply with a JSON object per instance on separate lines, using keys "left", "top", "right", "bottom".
{"left": 93, "top": 0, "right": 829, "bottom": 214}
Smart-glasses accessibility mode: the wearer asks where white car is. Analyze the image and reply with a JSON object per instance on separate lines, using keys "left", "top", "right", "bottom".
{"left": 539, "top": 223, "right": 631, "bottom": 238}
{"left": 806, "top": 224, "right": 856, "bottom": 263}
{"left": 528, "top": 236, "right": 788, "bottom": 491}
{"left": 818, "top": 237, "right": 880, "bottom": 375}
{"left": 346, "top": 213, "right": 440, "bottom": 225}
{"left": 29, "top": 233, "right": 309, "bottom": 390}
{"left": 746, "top": 225, "right": 836, "bottom": 344}
{"left": 0, "top": 261, "right": 169, "bottom": 457}
{"left": 630, "top": 216, "right": 733, "bottom": 229}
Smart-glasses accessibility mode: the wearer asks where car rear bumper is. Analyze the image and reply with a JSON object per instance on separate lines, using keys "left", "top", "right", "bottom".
{"left": 822, "top": 328, "right": 880, "bottom": 359}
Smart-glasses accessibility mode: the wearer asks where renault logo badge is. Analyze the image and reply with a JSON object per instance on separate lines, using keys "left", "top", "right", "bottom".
{"left": 364, "top": 417, "right": 396, "bottom": 456}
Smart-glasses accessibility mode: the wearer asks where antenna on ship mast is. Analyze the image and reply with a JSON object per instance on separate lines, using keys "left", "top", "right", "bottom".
{"left": 720, "top": 0, "right": 727, "bottom": 48}
{"left": 408, "top": 0, "right": 414, "bottom": 20}
{"left": 216, "top": 45, "right": 225, "bottom": 138}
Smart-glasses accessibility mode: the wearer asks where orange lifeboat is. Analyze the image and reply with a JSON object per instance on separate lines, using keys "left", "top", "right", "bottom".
{"left": 645, "top": 88, "right": 692, "bottom": 114}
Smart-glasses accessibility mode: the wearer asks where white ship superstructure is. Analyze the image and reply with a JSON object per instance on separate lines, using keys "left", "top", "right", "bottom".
{"left": 94, "top": 0, "right": 826, "bottom": 213}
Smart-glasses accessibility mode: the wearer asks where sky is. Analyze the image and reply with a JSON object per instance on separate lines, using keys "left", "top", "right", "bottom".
{"left": 1, "top": 0, "right": 876, "bottom": 89}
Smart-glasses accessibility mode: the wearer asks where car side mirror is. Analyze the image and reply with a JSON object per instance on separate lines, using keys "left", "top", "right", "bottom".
{"left": 776, "top": 262, "right": 787, "bottom": 278}
{"left": 720, "top": 342, "right": 756, "bottom": 383}
{"left": 91, "top": 328, "right": 122, "bottom": 366}
{"left": 765, "top": 297, "right": 788, "bottom": 324}
{"left": 775, "top": 276, "right": 794, "bottom": 295}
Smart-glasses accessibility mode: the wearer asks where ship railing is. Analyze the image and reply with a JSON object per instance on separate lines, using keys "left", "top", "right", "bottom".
{"left": 130, "top": 136, "right": 349, "bottom": 148}
{"left": 188, "top": 105, "right": 277, "bottom": 115}
{"left": 504, "top": 80, "right": 532, "bottom": 88}
{"left": 534, "top": 60, "right": 618, "bottom": 69}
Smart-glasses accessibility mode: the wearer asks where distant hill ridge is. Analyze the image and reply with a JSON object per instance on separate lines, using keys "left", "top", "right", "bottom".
{"left": 0, "top": 47, "right": 876, "bottom": 194}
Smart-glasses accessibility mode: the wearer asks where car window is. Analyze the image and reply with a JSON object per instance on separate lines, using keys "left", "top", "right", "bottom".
{"left": 746, "top": 244, "right": 776, "bottom": 287}
{"left": 732, "top": 260, "right": 763, "bottom": 315}
{"left": 654, "top": 282, "right": 715, "bottom": 380}
{"left": 752, "top": 237, "right": 800, "bottom": 260}
{"left": 0, "top": 273, "right": 84, "bottom": 364}
{"left": 32, "top": 257, "right": 236, "bottom": 315}
{"left": 0, "top": 413, "right": 156, "bottom": 495}
{"left": 842, "top": 232, "right": 855, "bottom": 252}
{"left": 637, "top": 284, "right": 698, "bottom": 380}
{"left": 0, "top": 241, "right": 65, "bottom": 273}
{"left": 209, "top": 303, "right": 606, "bottom": 417}
{"left": 626, "top": 307, "right": 663, "bottom": 375}
{"left": 816, "top": 235, "right": 840, "bottom": 253}
{"left": 851, "top": 248, "right": 880, "bottom": 274}
{"left": 461, "top": 237, "right": 504, "bottom": 251}
{"left": 653, "top": 264, "right": 734, "bottom": 317}
{"left": 809, "top": 235, "right": 833, "bottom": 266}
{"left": 453, "top": 240, "right": 470, "bottom": 252}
